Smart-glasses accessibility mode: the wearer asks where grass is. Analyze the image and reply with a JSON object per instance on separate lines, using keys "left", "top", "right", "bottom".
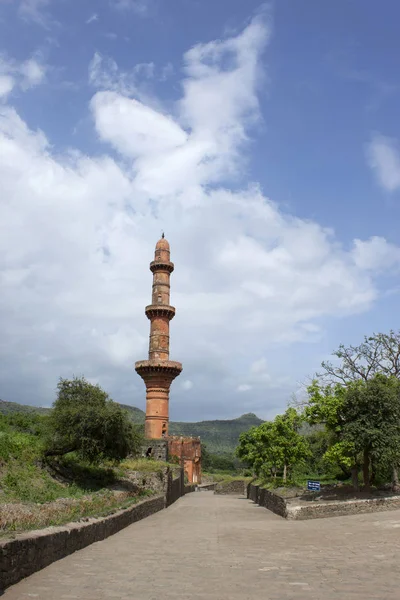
{"left": 119, "top": 458, "right": 172, "bottom": 473}
{"left": 203, "top": 472, "right": 250, "bottom": 483}
{"left": 0, "top": 423, "right": 150, "bottom": 538}
{"left": 0, "top": 489, "right": 152, "bottom": 538}
{"left": 0, "top": 414, "right": 185, "bottom": 539}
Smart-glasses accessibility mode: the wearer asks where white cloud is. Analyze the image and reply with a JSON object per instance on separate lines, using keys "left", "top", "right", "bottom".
{"left": 181, "top": 380, "right": 193, "bottom": 391}
{"left": 1, "top": 14, "right": 399, "bottom": 420}
{"left": 0, "top": 74, "right": 14, "bottom": 98}
{"left": 0, "top": 54, "right": 47, "bottom": 99}
{"left": 86, "top": 13, "right": 98, "bottom": 24}
{"left": 18, "top": 0, "right": 52, "bottom": 27}
{"left": 352, "top": 236, "right": 400, "bottom": 271}
{"left": 89, "top": 52, "right": 155, "bottom": 100}
{"left": 237, "top": 384, "right": 252, "bottom": 392}
{"left": 91, "top": 92, "right": 187, "bottom": 159}
{"left": 19, "top": 57, "right": 47, "bottom": 88}
{"left": 367, "top": 134, "right": 400, "bottom": 192}
{"left": 111, "top": 0, "right": 153, "bottom": 16}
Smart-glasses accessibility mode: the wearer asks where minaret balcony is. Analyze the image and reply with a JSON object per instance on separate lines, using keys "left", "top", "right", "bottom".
{"left": 145, "top": 305, "right": 176, "bottom": 320}
{"left": 150, "top": 260, "right": 174, "bottom": 274}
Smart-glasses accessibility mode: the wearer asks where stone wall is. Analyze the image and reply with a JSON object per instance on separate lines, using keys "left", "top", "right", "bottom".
{"left": 0, "top": 495, "right": 165, "bottom": 592}
{"left": 1, "top": 467, "right": 196, "bottom": 592}
{"left": 141, "top": 439, "right": 169, "bottom": 461}
{"left": 247, "top": 482, "right": 400, "bottom": 520}
{"left": 286, "top": 495, "right": 400, "bottom": 520}
{"left": 214, "top": 479, "right": 248, "bottom": 495}
{"left": 258, "top": 486, "right": 287, "bottom": 517}
{"left": 184, "top": 484, "right": 196, "bottom": 494}
{"left": 166, "top": 469, "right": 184, "bottom": 507}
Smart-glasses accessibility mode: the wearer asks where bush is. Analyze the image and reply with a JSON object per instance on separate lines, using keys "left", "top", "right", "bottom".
{"left": 45, "top": 377, "right": 143, "bottom": 464}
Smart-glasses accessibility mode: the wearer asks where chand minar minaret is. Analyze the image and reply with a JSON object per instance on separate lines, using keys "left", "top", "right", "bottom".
{"left": 135, "top": 235, "right": 182, "bottom": 439}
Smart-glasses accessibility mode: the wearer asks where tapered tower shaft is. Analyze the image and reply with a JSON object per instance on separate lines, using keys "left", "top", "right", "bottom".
{"left": 135, "top": 236, "right": 182, "bottom": 439}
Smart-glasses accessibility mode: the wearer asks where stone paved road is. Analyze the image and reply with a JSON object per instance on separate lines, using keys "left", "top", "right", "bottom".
{"left": 3, "top": 491, "right": 400, "bottom": 600}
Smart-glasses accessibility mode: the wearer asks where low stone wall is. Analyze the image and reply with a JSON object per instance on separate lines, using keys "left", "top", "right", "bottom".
{"left": 287, "top": 495, "right": 400, "bottom": 520}
{"left": 247, "top": 483, "right": 400, "bottom": 521}
{"left": 214, "top": 479, "right": 247, "bottom": 495}
{"left": 184, "top": 484, "right": 196, "bottom": 494}
{"left": 1, "top": 466, "right": 196, "bottom": 592}
{"left": 258, "top": 486, "right": 287, "bottom": 517}
{"left": 0, "top": 495, "right": 165, "bottom": 592}
{"left": 198, "top": 483, "right": 216, "bottom": 491}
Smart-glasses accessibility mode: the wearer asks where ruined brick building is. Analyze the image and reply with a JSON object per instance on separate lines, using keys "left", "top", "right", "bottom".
{"left": 135, "top": 235, "right": 201, "bottom": 484}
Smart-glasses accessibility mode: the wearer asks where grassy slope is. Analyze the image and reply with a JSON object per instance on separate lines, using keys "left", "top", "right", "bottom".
{"left": 0, "top": 400, "right": 263, "bottom": 455}
{"left": 0, "top": 415, "right": 175, "bottom": 536}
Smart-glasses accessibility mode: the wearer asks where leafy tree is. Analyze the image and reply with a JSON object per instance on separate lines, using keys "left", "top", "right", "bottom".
{"left": 304, "top": 375, "right": 400, "bottom": 491}
{"left": 341, "top": 375, "right": 400, "bottom": 491}
{"left": 45, "top": 377, "right": 142, "bottom": 463}
{"left": 319, "top": 330, "right": 400, "bottom": 384}
{"left": 236, "top": 408, "right": 310, "bottom": 482}
{"left": 201, "top": 444, "right": 237, "bottom": 472}
{"left": 304, "top": 380, "right": 361, "bottom": 488}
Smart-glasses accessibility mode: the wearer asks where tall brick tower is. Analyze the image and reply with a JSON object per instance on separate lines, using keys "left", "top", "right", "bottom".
{"left": 135, "top": 235, "right": 182, "bottom": 439}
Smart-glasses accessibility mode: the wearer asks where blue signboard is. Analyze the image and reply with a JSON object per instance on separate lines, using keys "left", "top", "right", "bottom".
{"left": 307, "top": 480, "right": 321, "bottom": 492}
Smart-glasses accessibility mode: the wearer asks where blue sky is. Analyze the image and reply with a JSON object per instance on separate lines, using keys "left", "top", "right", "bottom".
{"left": 0, "top": 0, "right": 399, "bottom": 421}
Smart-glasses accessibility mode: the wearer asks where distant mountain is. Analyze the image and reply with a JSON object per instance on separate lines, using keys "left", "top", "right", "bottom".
{"left": 0, "top": 400, "right": 262, "bottom": 455}
{"left": 169, "top": 412, "right": 264, "bottom": 455}
{"left": 0, "top": 399, "right": 51, "bottom": 416}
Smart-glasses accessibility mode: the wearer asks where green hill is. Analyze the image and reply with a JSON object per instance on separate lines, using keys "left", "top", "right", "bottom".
{"left": 169, "top": 413, "right": 263, "bottom": 454}
{"left": 0, "top": 400, "right": 263, "bottom": 456}
{"left": 0, "top": 400, "right": 51, "bottom": 416}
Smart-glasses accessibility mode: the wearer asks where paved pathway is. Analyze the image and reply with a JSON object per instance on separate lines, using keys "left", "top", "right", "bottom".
{"left": 4, "top": 491, "right": 400, "bottom": 599}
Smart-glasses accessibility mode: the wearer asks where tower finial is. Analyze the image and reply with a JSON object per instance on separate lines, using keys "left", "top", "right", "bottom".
{"left": 162, "top": 231, "right": 165, "bottom": 239}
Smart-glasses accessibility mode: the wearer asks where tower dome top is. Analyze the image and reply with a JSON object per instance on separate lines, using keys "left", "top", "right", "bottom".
{"left": 155, "top": 233, "right": 170, "bottom": 251}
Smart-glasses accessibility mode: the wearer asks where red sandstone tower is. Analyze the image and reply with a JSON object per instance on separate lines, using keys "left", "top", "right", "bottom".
{"left": 135, "top": 235, "right": 182, "bottom": 439}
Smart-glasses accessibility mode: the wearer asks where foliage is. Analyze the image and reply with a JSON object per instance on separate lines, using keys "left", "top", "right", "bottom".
{"left": 303, "top": 335, "right": 400, "bottom": 490}
{"left": 1, "top": 401, "right": 263, "bottom": 458}
{"left": 45, "top": 377, "right": 143, "bottom": 463}
{"left": 0, "top": 399, "right": 50, "bottom": 416}
{"left": 169, "top": 413, "right": 264, "bottom": 455}
{"left": 119, "top": 458, "right": 173, "bottom": 474}
{"left": 319, "top": 330, "right": 400, "bottom": 384}
{"left": 201, "top": 445, "right": 238, "bottom": 473}
{"left": 303, "top": 380, "right": 356, "bottom": 475}
{"left": 236, "top": 408, "right": 310, "bottom": 481}
{"left": 1, "top": 491, "right": 148, "bottom": 537}
{"left": 341, "top": 375, "right": 400, "bottom": 486}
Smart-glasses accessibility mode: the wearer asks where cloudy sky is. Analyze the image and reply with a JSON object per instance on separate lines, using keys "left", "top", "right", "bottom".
{"left": 0, "top": 0, "right": 399, "bottom": 421}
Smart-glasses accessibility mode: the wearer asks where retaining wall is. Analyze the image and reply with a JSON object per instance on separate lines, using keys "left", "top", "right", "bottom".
{"left": 214, "top": 479, "right": 248, "bottom": 495}
{"left": 287, "top": 495, "right": 400, "bottom": 520}
{"left": 0, "top": 495, "right": 165, "bottom": 592}
{"left": 1, "top": 467, "right": 195, "bottom": 591}
{"left": 247, "top": 482, "right": 400, "bottom": 521}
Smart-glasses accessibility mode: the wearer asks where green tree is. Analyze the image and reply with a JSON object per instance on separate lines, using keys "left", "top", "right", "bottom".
{"left": 272, "top": 408, "right": 310, "bottom": 481}
{"left": 341, "top": 375, "right": 400, "bottom": 491}
{"left": 304, "top": 380, "right": 361, "bottom": 488}
{"left": 319, "top": 330, "right": 400, "bottom": 384}
{"left": 45, "top": 376, "right": 142, "bottom": 463}
{"left": 236, "top": 408, "right": 310, "bottom": 482}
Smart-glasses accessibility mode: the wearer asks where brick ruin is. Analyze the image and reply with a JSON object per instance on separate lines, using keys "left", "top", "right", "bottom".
{"left": 135, "top": 235, "right": 201, "bottom": 484}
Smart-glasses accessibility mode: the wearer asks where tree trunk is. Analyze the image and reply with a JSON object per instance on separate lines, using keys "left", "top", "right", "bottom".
{"left": 339, "top": 463, "right": 351, "bottom": 478}
{"left": 351, "top": 465, "right": 359, "bottom": 491}
{"left": 283, "top": 464, "right": 287, "bottom": 482}
{"left": 363, "top": 448, "right": 370, "bottom": 490}
{"left": 370, "top": 458, "right": 376, "bottom": 486}
{"left": 392, "top": 465, "right": 400, "bottom": 493}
